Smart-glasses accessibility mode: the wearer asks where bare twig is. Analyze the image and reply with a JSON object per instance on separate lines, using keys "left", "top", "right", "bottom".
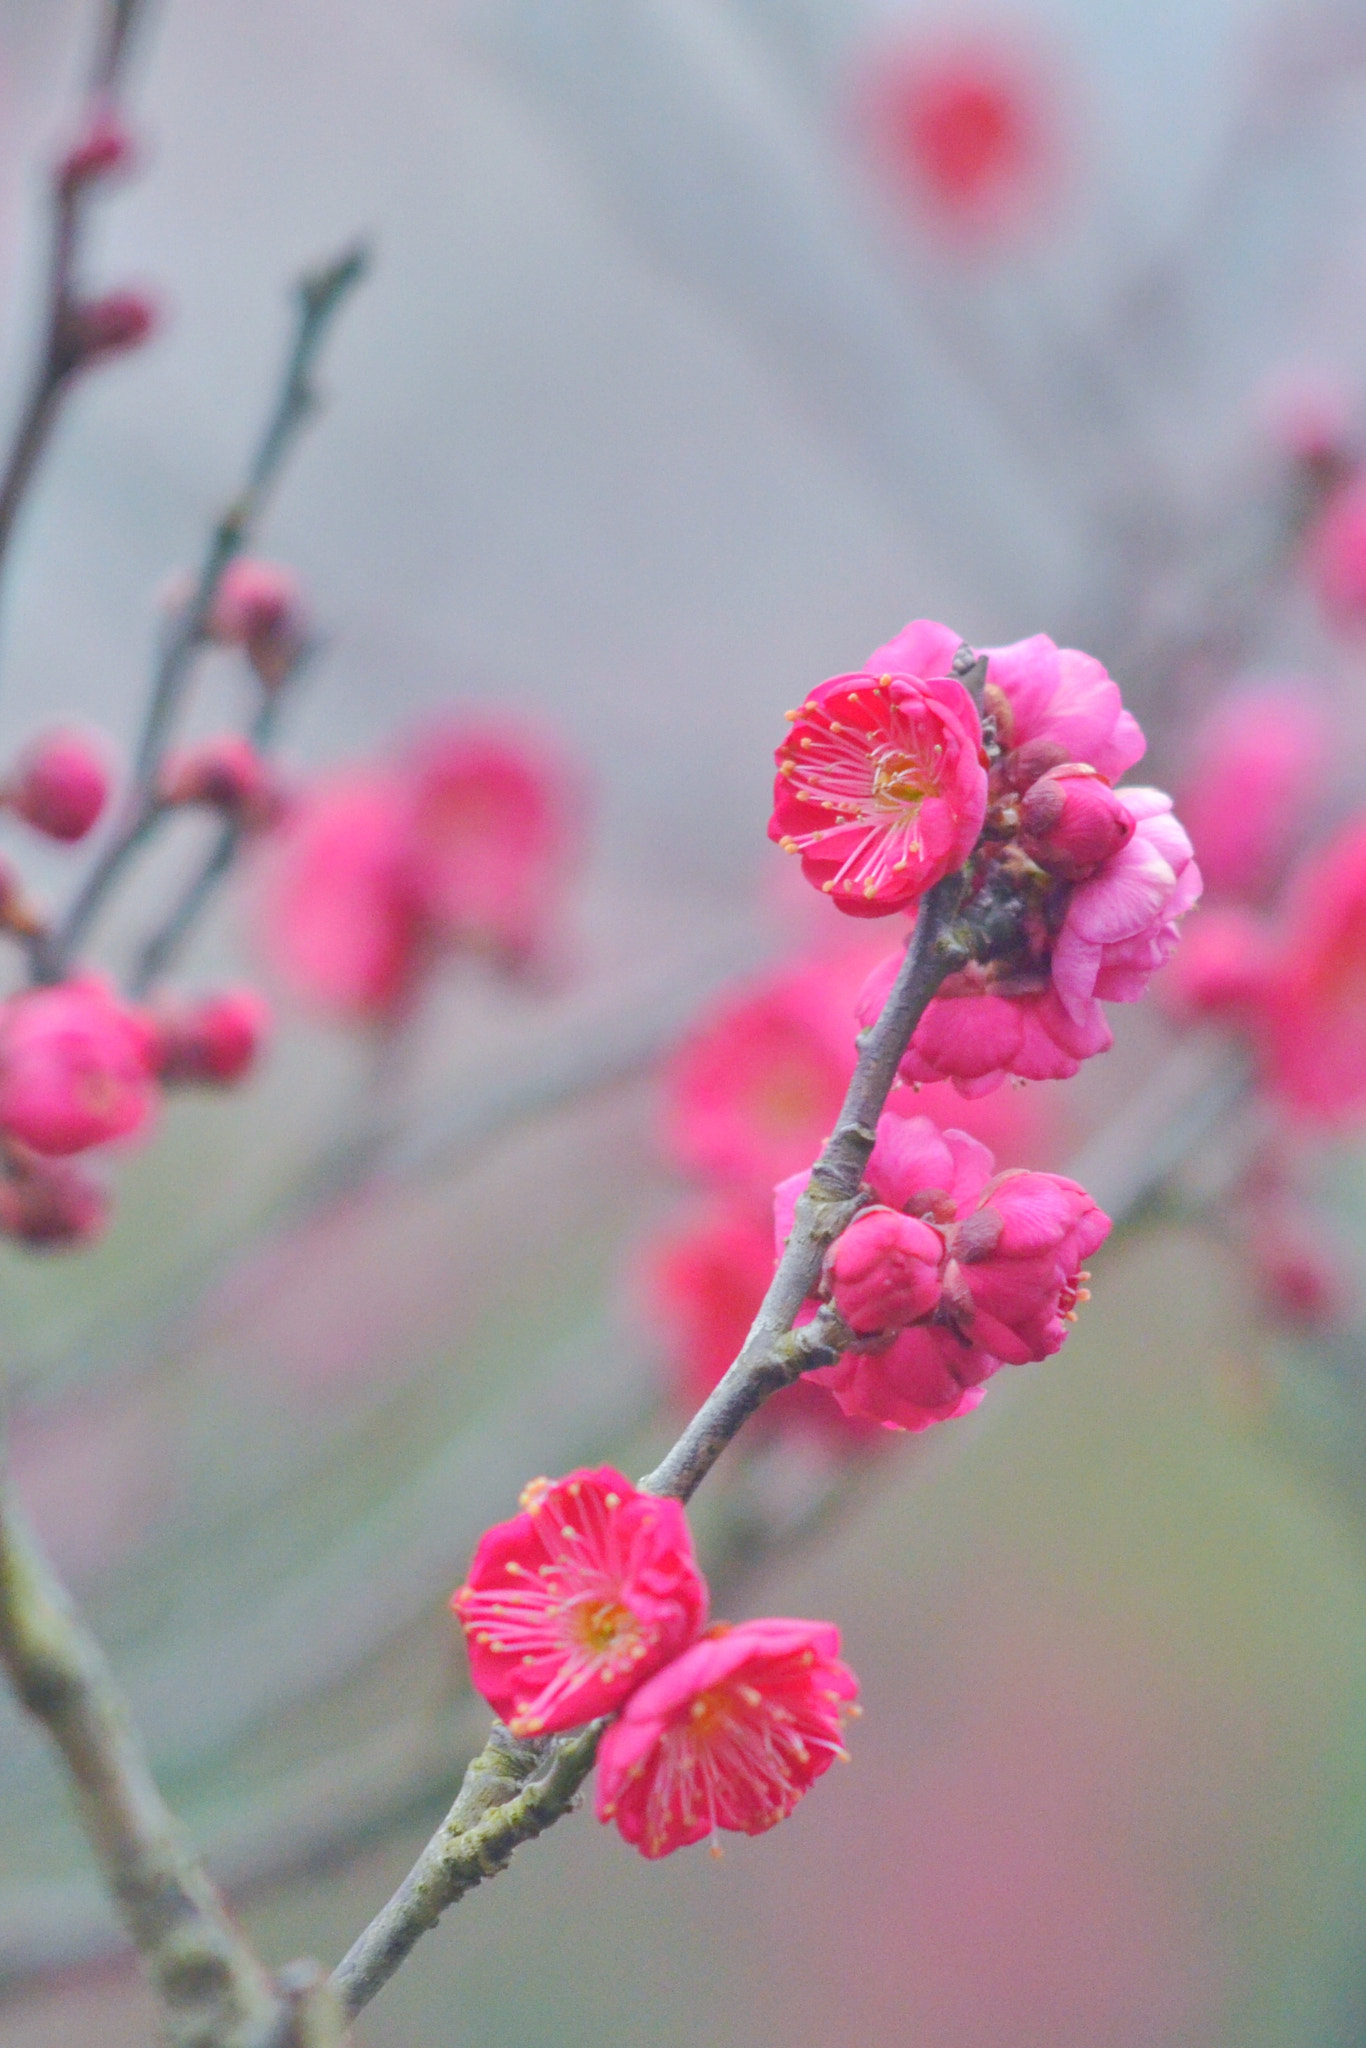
{"left": 0, "top": 1489, "right": 280, "bottom": 2048}
{"left": 0, "top": 0, "right": 151, "bottom": 634}
{"left": 35, "top": 242, "right": 368, "bottom": 985}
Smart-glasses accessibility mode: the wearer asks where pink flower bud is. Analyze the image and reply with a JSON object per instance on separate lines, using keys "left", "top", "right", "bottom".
{"left": 57, "top": 107, "right": 136, "bottom": 195}
{"left": 1017, "top": 764, "right": 1136, "bottom": 880}
{"left": 1305, "top": 476, "right": 1366, "bottom": 633}
{"left": 1251, "top": 1215, "right": 1349, "bottom": 1333}
{"left": 823, "top": 1204, "right": 943, "bottom": 1334}
{"left": 0, "top": 980, "right": 158, "bottom": 1157}
{"left": 8, "top": 728, "right": 110, "bottom": 841}
{"left": 153, "top": 988, "right": 270, "bottom": 1086}
{"left": 159, "top": 736, "right": 287, "bottom": 830}
{"left": 69, "top": 290, "right": 157, "bottom": 365}
{"left": 207, "top": 560, "right": 309, "bottom": 688}
{"left": 0, "top": 1150, "right": 107, "bottom": 1248}
{"left": 947, "top": 1168, "right": 1110, "bottom": 1364}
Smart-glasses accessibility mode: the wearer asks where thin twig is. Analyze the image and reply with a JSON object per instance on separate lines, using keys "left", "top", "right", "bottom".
{"left": 0, "top": 1490, "right": 280, "bottom": 2048}
{"left": 327, "top": 872, "right": 969, "bottom": 2021}
{"left": 0, "top": 0, "right": 151, "bottom": 637}
{"left": 35, "top": 243, "right": 368, "bottom": 985}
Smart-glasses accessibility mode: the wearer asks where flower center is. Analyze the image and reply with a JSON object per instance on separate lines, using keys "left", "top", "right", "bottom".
{"left": 871, "top": 749, "right": 930, "bottom": 813}
{"left": 570, "top": 1597, "right": 635, "bottom": 1657}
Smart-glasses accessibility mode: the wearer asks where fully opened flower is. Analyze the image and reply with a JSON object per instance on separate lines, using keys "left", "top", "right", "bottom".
{"left": 596, "top": 1617, "right": 858, "bottom": 1857}
{"left": 0, "top": 979, "right": 158, "bottom": 1157}
{"left": 770, "top": 620, "right": 987, "bottom": 917}
{"left": 453, "top": 1468, "right": 708, "bottom": 1736}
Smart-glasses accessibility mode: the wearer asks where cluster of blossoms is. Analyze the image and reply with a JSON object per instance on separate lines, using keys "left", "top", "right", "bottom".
{"left": 452, "top": 1467, "right": 857, "bottom": 1857}
{"left": 260, "top": 719, "right": 583, "bottom": 1025}
{"left": 772, "top": 617, "right": 1199, "bottom": 1094}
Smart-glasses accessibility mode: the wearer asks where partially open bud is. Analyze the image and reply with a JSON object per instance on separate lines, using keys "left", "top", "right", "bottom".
{"left": 8, "top": 728, "right": 110, "bottom": 841}
{"left": 1017, "top": 763, "right": 1135, "bottom": 880}
{"left": 57, "top": 106, "right": 136, "bottom": 196}
{"left": 153, "top": 988, "right": 270, "bottom": 1086}
{"left": 159, "top": 736, "right": 287, "bottom": 831}
{"left": 823, "top": 1204, "right": 944, "bottom": 1335}
{"left": 207, "top": 560, "right": 309, "bottom": 688}
{"left": 0, "top": 1148, "right": 107, "bottom": 1248}
{"left": 68, "top": 290, "right": 157, "bottom": 366}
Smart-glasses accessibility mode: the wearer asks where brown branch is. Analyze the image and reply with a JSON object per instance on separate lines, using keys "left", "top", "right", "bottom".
{"left": 0, "top": 1490, "right": 281, "bottom": 2048}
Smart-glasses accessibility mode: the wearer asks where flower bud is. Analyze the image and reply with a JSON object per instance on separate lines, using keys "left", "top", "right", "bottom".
{"left": 1017, "top": 764, "right": 1136, "bottom": 880}
{"left": 823, "top": 1204, "right": 944, "bottom": 1335}
{"left": 153, "top": 988, "right": 269, "bottom": 1086}
{"left": 0, "top": 979, "right": 158, "bottom": 1157}
{"left": 69, "top": 290, "right": 157, "bottom": 365}
{"left": 57, "top": 106, "right": 136, "bottom": 195}
{"left": 159, "top": 736, "right": 287, "bottom": 831}
{"left": 0, "top": 1149, "right": 107, "bottom": 1248}
{"left": 208, "top": 560, "right": 309, "bottom": 688}
{"left": 9, "top": 728, "right": 110, "bottom": 841}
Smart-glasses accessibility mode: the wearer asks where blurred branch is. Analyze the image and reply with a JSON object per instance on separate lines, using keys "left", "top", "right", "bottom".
{"left": 35, "top": 242, "right": 369, "bottom": 986}
{"left": 0, "top": 0, "right": 151, "bottom": 645}
{"left": 0, "top": 1489, "right": 280, "bottom": 2047}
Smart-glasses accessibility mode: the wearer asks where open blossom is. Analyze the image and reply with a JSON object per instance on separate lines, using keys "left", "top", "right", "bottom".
{"left": 661, "top": 951, "right": 875, "bottom": 1190}
{"left": 7, "top": 729, "right": 110, "bottom": 842}
{"left": 399, "top": 722, "right": 583, "bottom": 971}
{"left": 0, "top": 980, "right": 158, "bottom": 1157}
{"left": 859, "top": 787, "right": 1200, "bottom": 1094}
{"left": 770, "top": 619, "right": 987, "bottom": 916}
{"left": 596, "top": 1617, "right": 858, "bottom": 1857}
{"left": 638, "top": 1196, "right": 880, "bottom": 1448}
{"left": 452, "top": 1469, "right": 707, "bottom": 1736}
{"left": 1175, "top": 687, "right": 1327, "bottom": 904}
{"left": 777, "top": 1104, "right": 1109, "bottom": 1430}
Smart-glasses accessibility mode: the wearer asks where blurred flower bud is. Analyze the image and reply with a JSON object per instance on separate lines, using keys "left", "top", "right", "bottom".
{"left": 1251, "top": 1213, "right": 1350, "bottom": 1333}
{"left": 1017, "top": 764, "right": 1136, "bottom": 881}
{"left": 57, "top": 105, "right": 136, "bottom": 196}
{"left": 207, "top": 559, "right": 310, "bottom": 688}
{"left": 0, "top": 1148, "right": 107, "bottom": 1249}
{"left": 0, "top": 978, "right": 158, "bottom": 1157}
{"left": 8, "top": 727, "right": 110, "bottom": 841}
{"left": 68, "top": 290, "right": 157, "bottom": 366}
{"left": 159, "top": 736, "right": 288, "bottom": 831}
{"left": 1305, "top": 477, "right": 1366, "bottom": 633}
{"left": 152, "top": 988, "right": 270, "bottom": 1086}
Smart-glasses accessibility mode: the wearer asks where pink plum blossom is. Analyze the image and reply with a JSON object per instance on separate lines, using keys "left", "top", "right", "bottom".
{"left": 770, "top": 620, "right": 987, "bottom": 916}
{"left": 983, "top": 632, "right": 1146, "bottom": 785}
{"left": 160, "top": 736, "right": 288, "bottom": 830}
{"left": 1175, "top": 687, "right": 1328, "bottom": 904}
{"left": 452, "top": 1468, "right": 707, "bottom": 1737}
{"left": 596, "top": 1617, "right": 857, "bottom": 1857}
{"left": 153, "top": 989, "right": 270, "bottom": 1086}
{"left": 207, "top": 559, "right": 309, "bottom": 687}
{"left": 1017, "top": 764, "right": 1135, "bottom": 881}
{"left": 0, "top": 979, "right": 158, "bottom": 1157}
{"left": 823, "top": 1204, "right": 944, "bottom": 1335}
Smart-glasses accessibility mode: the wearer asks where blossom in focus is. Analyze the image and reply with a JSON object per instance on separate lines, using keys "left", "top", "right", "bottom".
{"left": 596, "top": 1617, "right": 858, "bottom": 1857}
{"left": 1175, "top": 687, "right": 1328, "bottom": 904}
{"left": 399, "top": 721, "right": 582, "bottom": 972}
{"left": 152, "top": 989, "right": 270, "bottom": 1086}
{"left": 259, "top": 769, "right": 419, "bottom": 1023}
{"left": 858, "top": 34, "right": 1056, "bottom": 242}
{"left": 7, "top": 729, "right": 110, "bottom": 841}
{"left": 661, "top": 951, "right": 876, "bottom": 1189}
{"left": 452, "top": 1468, "right": 707, "bottom": 1737}
{"left": 160, "top": 736, "right": 288, "bottom": 830}
{"left": 778, "top": 1105, "right": 1108, "bottom": 1430}
{"left": 638, "top": 1196, "right": 880, "bottom": 1447}
{"left": 771, "top": 621, "right": 987, "bottom": 916}
{"left": 860, "top": 787, "right": 1200, "bottom": 1095}
{"left": 0, "top": 1149, "right": 107, "bottom": 1248}
{"left": 0, "top": 980, "right": 158, "bottom": 1157}
{"left": 1017, "top": 765, "right": 1135, "bottom": 881}
{"left": 983, "top": 633, "right": 1146, "bottom": 785}
{"left": 1305, "top": 477, "right": 1366, "bottom": 633}
{"left": 207, "top": 559, "right": 310, "bottom": 688}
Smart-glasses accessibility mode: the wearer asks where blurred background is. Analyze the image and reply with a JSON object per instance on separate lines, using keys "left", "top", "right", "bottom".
{"left": 5, "top": 0, "right": 1366, "bottom": 2043}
